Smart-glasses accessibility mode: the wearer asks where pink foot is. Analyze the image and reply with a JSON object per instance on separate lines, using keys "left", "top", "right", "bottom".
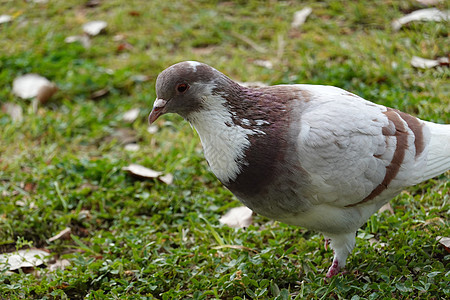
{"left": 326, "top": 259, "right": 340, "bottom": 278}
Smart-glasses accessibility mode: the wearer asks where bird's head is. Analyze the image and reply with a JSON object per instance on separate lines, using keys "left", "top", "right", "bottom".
{"left": 149, "top": 61, "right": 236, "bottom": 124}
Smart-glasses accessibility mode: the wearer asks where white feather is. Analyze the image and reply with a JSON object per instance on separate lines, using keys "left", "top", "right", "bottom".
{"left": 187, "top": 89, "right": 263, "bottom": 183}
{"left": 422, "top": 121, "right": 450, "bottom": 180}
{"left": 186, "top": 61, "right": 203, "bottom": 72}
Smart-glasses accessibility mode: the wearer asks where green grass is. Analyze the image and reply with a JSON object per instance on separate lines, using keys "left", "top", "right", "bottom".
{"left": 0, "top": 0, "right": 449, "bottom": 299}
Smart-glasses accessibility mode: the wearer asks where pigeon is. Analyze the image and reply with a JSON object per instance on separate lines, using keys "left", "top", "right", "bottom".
{"left": 148, "top": 61, "right": 450, "bottom": 277}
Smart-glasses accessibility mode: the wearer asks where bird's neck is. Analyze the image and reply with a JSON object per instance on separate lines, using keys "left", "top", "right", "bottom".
{"left": 186, "top": 94, "right": 262, "bottom": 184}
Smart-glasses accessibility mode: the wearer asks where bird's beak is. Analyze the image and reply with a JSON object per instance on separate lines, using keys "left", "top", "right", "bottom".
{"left": 148, "top": 98, "right": 167, "bottom": 124}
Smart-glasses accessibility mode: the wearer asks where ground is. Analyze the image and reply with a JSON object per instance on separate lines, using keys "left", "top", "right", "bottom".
{"left": 0, "top": 0, "right": 449, "bottom": 299}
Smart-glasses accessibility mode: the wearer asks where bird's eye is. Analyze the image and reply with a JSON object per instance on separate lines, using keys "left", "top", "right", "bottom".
{"left": 176, "top": 83, "right": 189, "bottom": 93}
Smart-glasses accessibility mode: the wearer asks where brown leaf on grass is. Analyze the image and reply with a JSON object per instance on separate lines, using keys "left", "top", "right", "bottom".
{"left": 24, "top": 182, "right": 36, "bottom": 193}
{"left": 219, "top": 206, "right": 253, "bottom": 228}
{"left": 117, "top": 42, "right": 134, "bottom": 52}
{"left": 0, "top": 249, "right": 50, "bottom": 271}
{"left": 392, "top": 8, "right": 449, "bottom": 31}
{"left": 437, "top": 236, "right": 450, "bottom": 253}
{"left": 128, "top": 11, "right": 141, "bottom": 17}
{"left": 37, "top": 83, "right": 58, "bottom": 104}
{"left": 291, "top": 7, "right": 313, "bottom": 29}
{"left": 83, "top": 20, "right": 107, "bottom": 36}
{"left": 2, "top": 103, "right": 23, "bottom": 122}
{"left": 48, "top": 227, "right": 72, "bottom": 243}
{"left": 12, "top": 74, "right": 57, "bottom": 103}
{"left": 411, "top": 56, "right": 449, "bottom": 69}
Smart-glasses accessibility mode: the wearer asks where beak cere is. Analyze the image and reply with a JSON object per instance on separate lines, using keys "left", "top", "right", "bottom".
{"left": 148, "top": 98, "right": 167, "bottom": 124}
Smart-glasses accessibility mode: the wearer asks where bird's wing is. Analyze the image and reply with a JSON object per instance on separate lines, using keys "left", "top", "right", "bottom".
{"left": 294, "top": 85, "right": 430, "bottom": 207}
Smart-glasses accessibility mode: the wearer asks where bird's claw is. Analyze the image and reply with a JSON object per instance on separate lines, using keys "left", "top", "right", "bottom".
{"left": 326, "top": 259, "right": 340, "bottom": 278}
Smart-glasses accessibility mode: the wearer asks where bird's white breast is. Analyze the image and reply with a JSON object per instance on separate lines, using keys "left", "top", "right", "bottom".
{"left": 187, "top": 93, "right": 263, "bottom": 183}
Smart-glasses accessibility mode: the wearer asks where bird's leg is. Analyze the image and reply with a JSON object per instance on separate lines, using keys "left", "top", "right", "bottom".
{"left": 323, "top": 232, "right": 356, "bottom": 278}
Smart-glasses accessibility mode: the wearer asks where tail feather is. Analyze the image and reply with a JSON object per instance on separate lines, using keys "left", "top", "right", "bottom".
{"left": 422, "top": 122, "right": 450, "bottom": 181}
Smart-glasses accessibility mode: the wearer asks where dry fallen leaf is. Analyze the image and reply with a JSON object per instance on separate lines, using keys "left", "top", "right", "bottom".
{"left": 253, "top": 60, "right": 273, "bottom": 69}
{"left": 90, "top": 87, "right": 109, "bottom": 99}
{"left": 392, "top": 8, "right": 449, "bottom": 31}
{"left": 291, "top": 7, "right": 313, "bottom": 29}
{"left": 378, "top": 202, "right": 394, "bottom": 214}
{"left": 0, "top": 15, "right": 12, "bottom": 24}
{"left": 436, "top": 236, "right": 450, "bottom": 253}
{"left": 122, "top": 164, "right": 174, "bottom": 184}
{"left": 113, "top": 34, "right": 126, "bottom": 42}
{"left": 78, "top": 209, "right": 92, "bottom": 220}
{"left": 411, "top": 56, "right": 449, "bottom": 69}
{"left": 416, "top": 0, "right": 443, "bottom": 5}
{"left": 12, "top": 74, "right": 57, "bottom": 103}
{"left": 83, "top": 20, "right": 107, "bottom": 36}
{"left": 48, "top": 227, "right": 72, "bottom": 243}
{"left": 0, "top": 249, "right": 50, "bottom": 271}
{"left": 15, "top": 200, "right": 36, "bottom": 209}
{"left": 159, "top": 173, "right": 174, "bottom": 185}
{"left": 2, "top": 103, "right": 23, "bottom": 122}
{"left": 48, "top": 259, "right": 71, "bottom": 272}
{"left": 147, "top": 125, "right": 159, "bottom": 134}
{"left": 124, "top": 143, "right": 140, "bottom": 152}
{"left": 37, "top": 83, "right": 58, "bottom": 104}
{"left": 219, "top": 206, "right": 253, "bottom": 229}
{"left": 368, "top": 238, "right": 387, "bottom": 248}
{"left": 123, "top": 108, "right": 140, "bottom": 123}
{"left": 192, "top": 46, "right": 216, "bottom": 55}
{"left": 128, "top": 11, "right": 141, "bottom": 17}
{"left": 122, "top": 164, "right": 163, "bottom": 179}
{"left": 117, "top": 42, "right": 134, "bottom": 52}
{"left": 65, "top": 35, "right": 91, "bottom": 48}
